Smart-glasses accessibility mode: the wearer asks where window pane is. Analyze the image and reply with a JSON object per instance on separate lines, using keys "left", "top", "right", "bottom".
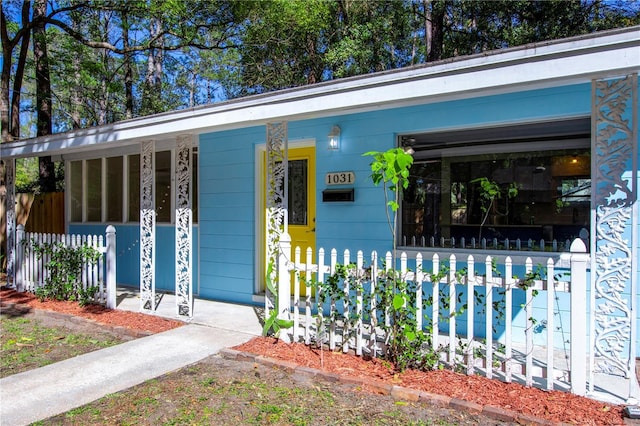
{"left": 155, "top": 151, "right": 171, "bottom": 223}
{"left": 402, "top": 148, "right": 590, "bottom": 250}
{"left": 106, "top": 157, "right": 123, "bottom": 222}
{"left": 288, "top": 160, "right": 307, "bottom": 225}
{"left": 86, "top": 159, "right": 102, "bottom": 222}
{"left": 69, "top": 160, "right": 83, "bottom": 222}
{"left": 128, "top": 154, "right": 140, "bottom": 222}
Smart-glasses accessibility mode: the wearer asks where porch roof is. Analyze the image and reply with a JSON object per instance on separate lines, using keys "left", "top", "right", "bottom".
{"left": 2, "top": 26, "right": 639, "bottom": 160}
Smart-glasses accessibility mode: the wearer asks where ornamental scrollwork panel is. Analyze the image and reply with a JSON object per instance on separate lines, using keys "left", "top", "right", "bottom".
{"left": 140, "top": 140, "right": 156, "bottom": 311}
{"left": 265, "top": 122, "right": 288, "bottom": 314}
{"left": 5, "top": 160, "right": 15, "bottom": 286}
{"left": 591, "top": 74, "right": 637, "bottom": 379}
{"left": 175, "top": 135, "right": 192, "bottom": 317}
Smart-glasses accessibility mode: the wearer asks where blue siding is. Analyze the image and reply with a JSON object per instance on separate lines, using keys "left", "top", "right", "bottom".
{"left": 198, "top": 127, "right": 262, "bottom": 302}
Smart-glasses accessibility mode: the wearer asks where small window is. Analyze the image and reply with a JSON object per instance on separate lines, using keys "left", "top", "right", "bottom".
{"left": 106, "top": 156, "right": 123, "bottom": 222}
{"left": 69, "top": 160, "right": 83, "bottom": 222}
{"left": 128, "top": 154, "right": 140, "bottom": 222}
{"left": 288, "top": 159, "right": 308, "bottom": 225}
{"left": 86, "top": 159, "right": 102, "bottom": 222}
{"left": 155, "top": 151, "right": 172, "bottom": 223}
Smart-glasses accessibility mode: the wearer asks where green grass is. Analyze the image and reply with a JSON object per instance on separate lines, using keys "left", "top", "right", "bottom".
{"left": 0, "top": 316, "right": 124, "bottom": 378}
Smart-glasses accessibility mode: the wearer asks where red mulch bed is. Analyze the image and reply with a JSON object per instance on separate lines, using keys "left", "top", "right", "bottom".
{"left": 235, "top": 337, "right": 628, "bottom": 425}
{"left": 0, "top": 286, "right": 183, "bottom": 334}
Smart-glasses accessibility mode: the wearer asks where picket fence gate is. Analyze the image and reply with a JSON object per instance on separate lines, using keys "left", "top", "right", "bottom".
{"left": 275, "top": 232, "right": 590, "bottom": 396}
{"left": 14, "top": 224, "right": 117, "bottom": 309}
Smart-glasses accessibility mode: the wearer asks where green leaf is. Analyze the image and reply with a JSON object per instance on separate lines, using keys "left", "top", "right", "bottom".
{"left": 404, "top": 330, "right": 416, "bottom": 342}
{"left": 262, "top": 310, "right": 277, "bottom": 336}
{"left": 275, "top": 318, "right": 294, "bottom": 329}
{"left": 393, "top": 294, "right": 405, "bottom": 310}
{"left": 265, "top": 262, "right": 276, "bottom": 295}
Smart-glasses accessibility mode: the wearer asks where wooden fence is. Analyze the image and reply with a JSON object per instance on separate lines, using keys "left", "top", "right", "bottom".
{"left": 14, "top": 225, "right": 116, "bottom": 308}
{"left": 24, "top": 192, "right": 65, "bottom": 234}
{"left": 276, "top": 233, "right": 590, "bottom": 396}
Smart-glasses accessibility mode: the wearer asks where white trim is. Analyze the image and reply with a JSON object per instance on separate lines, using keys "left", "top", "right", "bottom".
{"left": 82, "top": 160, "right": 87, "bottom": 223}
{"left": 254, "top": 143, "right": 264, "bottom": 295}
{"left": 64, "top": 159, "right": 70, "bottom": 230}
{"left": 398, "top": 114, "right": 590, "bottom": 142}
{"left": 413, "top": 137, "right": 590, "bottom": 159}
{"left": 2, "top": 28, "right": 638, "bottom": 160}
{"left": 170, "top": 149, "right": 176, "bottom": 225}
{"left": 101, "top": 158, "right": 107, "bottom": 222}
{"left": 122, "top": 154, "right": 129, "bottom": 223}
{"left": 194, "top": 142, "right": 200, "bottom": 296}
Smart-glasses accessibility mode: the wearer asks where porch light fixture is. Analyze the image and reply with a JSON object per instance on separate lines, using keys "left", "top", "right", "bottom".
{"left": 328, "top": 125, "right": 341, "bottom": 151}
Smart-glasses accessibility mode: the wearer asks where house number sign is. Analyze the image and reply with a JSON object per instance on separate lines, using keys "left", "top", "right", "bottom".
{"left": 326, "top": 171, "right": 355, "bottom": 185}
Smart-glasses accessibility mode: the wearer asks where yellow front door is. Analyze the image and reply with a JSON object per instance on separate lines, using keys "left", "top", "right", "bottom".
{"left": 262, "top": 146, "right": 316, "bottom": 295}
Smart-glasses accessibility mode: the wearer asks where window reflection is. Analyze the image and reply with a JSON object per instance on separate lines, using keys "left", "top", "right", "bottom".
{"left": 402, "top": 148, "right": 590, "bottom": 250}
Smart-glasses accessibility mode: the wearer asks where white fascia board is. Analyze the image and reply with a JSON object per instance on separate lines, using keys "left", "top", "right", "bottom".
{"left": 2, "top": 27, "right": 639, "bottom": 159}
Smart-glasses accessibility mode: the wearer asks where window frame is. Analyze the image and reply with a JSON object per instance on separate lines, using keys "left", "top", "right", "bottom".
{"left": 397, "top": 124, "right": 591, "bottom": 256}
{"left": 65, "top": 144, "right": 198, "bottom": 226}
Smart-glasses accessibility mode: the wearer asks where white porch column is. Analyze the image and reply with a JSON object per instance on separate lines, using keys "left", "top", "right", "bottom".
{"left": 4, "top": 159, "right": 16, "bottom": 288}
{"left": 140, "top": 140, "right": 156, "bottom": 311}
{"left": 589, "top": 73, "right": 639, "bottom": 402}
{"left": 175, "top": 135, "right": 193, "bottom": 318}
{"left": 265, "top": 122, "right": 288, "bottom": 319}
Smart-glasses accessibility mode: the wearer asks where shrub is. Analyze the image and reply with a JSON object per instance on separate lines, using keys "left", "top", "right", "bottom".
{"left": 31, "top": 241, "right": 102, "bottom": 306}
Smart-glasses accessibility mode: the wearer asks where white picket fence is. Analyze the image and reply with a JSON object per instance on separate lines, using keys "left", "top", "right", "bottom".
{"left": 276, "top": 233, "right": 591, "bottom": 396}
{"left": 14, "top": 225, "right": 117, "bottom": 308}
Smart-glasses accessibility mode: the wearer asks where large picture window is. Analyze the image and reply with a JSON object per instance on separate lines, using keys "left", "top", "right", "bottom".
{"left": 400, "top": 120, "right": 590, "bottom": 251}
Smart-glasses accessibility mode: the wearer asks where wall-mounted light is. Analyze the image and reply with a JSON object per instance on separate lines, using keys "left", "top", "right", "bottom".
{"left": 328, "top": 125, "right": 341, "bottom": 151}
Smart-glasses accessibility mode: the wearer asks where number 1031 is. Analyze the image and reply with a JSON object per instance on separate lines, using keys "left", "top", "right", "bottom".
{"left": 326, "top": 172, "right": 355, "bottom": 185}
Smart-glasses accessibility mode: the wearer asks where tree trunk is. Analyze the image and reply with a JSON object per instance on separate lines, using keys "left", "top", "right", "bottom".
{"left": 70, "top": 10, "right": 81, "bottom": 129}
{"left": 121, "top": 9, "right": 133, "bottom": 120}
{"left": 423, "top": 0, "right": 432, "bottom": 59}
{"left": 1, "top": 1, "right": 31, "bottom": 143}
{"left": 33, "top": 0, "right": 55, "bottom": 192}
{"left": 143, "top": 16, "right": 163, "bottom": 114}
{"left": 0, "top": 6, "right": 12, "bottom": 143}
{"left": 427, "top": 0, "right": 446, "bottom": 62}
{"left": 12, "top": 20, "right": 31, "bottom": 139}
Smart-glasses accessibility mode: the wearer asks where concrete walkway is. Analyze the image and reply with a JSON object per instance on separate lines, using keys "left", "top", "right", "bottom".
{"left": 0, "top": 288, "right": 263, "bottom": 426}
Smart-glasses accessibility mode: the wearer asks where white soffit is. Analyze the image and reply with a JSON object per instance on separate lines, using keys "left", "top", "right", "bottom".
{"left": 2, "top": 26, "right": 639, "bottom": 159}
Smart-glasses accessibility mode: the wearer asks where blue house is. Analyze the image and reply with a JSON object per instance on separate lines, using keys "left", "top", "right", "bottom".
{"left": 2, "top": 26, "right": 638, "bottom": 400}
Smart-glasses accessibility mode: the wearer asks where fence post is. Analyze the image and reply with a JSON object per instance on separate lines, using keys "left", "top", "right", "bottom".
{"left": 277, "top": 232, "right": 292, "bottom": 325}
{"left": 105, "top": 226, "right": 117, "bottom": 309}
{"left": 16, "top": 224, "right": 25, "bottom": 292}
{"left": 570, "top": 238, "right": 589, "bottom": 396}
